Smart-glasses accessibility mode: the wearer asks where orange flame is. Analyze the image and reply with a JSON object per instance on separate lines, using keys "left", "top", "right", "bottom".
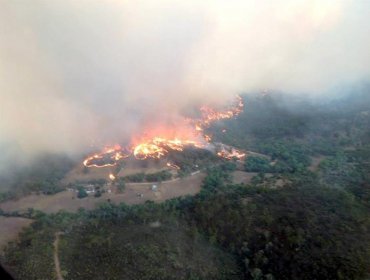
{"left": 83, "top": 95, "right": 244, "bottom": 166}
{"left": 83, "top": 145, "right": 130, "bottom": 167}
{"left": 216, "top": 144, "right": 246, "bottom": 160}
{"left": 166, "top": 162, "right": 180, "bottom": 170}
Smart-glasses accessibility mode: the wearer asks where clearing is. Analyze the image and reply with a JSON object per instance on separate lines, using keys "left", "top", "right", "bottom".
{"left": 0, "top": 172, "right": 205, "bottom": 214}
{"left": 308, "top": 156, "right": 327, "bottom": 172}
{"left": 231, "top": 171, "right": 258, "bottom": 184}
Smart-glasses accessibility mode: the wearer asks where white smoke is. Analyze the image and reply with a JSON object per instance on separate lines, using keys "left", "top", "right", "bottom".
{"left": 0, "top": 0, "right": 369, "bottom": 157}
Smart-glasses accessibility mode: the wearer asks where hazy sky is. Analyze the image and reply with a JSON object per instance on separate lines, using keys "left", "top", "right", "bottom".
{"left": 0, "top": 0, "right": 369, "bottom": 157}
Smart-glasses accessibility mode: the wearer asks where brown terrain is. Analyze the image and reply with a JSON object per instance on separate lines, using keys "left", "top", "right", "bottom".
{"left": 0, "top": 172, "right": 205, "bottom": 214}
{"left": 232, "top": 170, "right": 258, "bottom": 184}
{"left": 62, "top": 158, "right": 172, "bottom": 184}
{"left": 308, "top": 156, "right": 327, "bottom": 172}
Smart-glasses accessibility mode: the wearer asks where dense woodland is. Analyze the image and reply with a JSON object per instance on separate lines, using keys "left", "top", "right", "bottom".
{"left": 1, "top": 88, "right": 370, "bottom": 279}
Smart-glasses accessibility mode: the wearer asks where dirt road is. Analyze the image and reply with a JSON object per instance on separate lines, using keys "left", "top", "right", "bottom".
{"left": 53, "top": 232, "right": 64, "bottom": 280}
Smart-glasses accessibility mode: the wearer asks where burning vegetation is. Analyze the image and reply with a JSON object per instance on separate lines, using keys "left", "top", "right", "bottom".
{"left": 83, "top": 96, "right": 245, "bottom": 168}
{"left": 83, "top": 145, "right": 130, "bottom": 168}
{"left": 216, "top": 143, "right": 246, "bottom": 161}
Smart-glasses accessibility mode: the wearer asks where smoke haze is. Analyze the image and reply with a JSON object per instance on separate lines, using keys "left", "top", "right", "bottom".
{"left": 0, "top": 0, "right": 369, "bottom": 159}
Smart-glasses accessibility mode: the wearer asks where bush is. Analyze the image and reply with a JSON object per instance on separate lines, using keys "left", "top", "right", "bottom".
{"left": 244, "top": 156, "right": 272, "bottom": 172}
{"left": 124, "top": 173, "right": 145, "bottom": 182}
{"left": 145, "top": 170, "right": 172, "bottom": 182}
{"left": 77, "top": 187, "right": 88, "bottom": 199}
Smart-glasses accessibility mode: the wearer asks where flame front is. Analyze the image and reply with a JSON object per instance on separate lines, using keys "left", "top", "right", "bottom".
{"left": 217, "top": 145, "right": 246, "bottom": 160}
{"left": 133, "top": 137, "right": 204, "bottom": 160}
{"left": 83, "top": 145, "right": 130, "bottom": 167}
{"left": 133, "top": 143, "right": 167, "bottom": 160}
{"left": 83, "top": 95, "right": 244, "bottom": 166}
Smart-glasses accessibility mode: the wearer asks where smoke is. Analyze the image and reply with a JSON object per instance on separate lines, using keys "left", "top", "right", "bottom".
{"left": 0, "top": 0, "right": 369, "bottom": 159}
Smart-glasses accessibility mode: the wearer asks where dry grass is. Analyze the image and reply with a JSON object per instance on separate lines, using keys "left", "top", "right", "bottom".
{"left": 62, "top": 158, "right": 173, "bottom": 184}
{"left": 0, "top": 173, "right": 205, "bottom": 214}
{"left": 61, "top": 164, "right": 114, "bottom": 184}
{"left": 117, "top": 158, "right": 170, "bottom": 176}
{"left": 231, "top": 171, "right": 258, "bottom": 184}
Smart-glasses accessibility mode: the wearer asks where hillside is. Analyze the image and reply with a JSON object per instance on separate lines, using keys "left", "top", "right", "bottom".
{"left": 1, "top": 91, "right": 370, "bottom": 279}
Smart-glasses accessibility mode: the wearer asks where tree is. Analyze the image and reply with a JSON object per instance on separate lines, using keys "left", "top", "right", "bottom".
{"left": 77, "top": 187, "right": 88, "bottom": 199}
{"left": 245, "top": 156, "right": 272, "bottom": 173}
{"left": 117, "top": 178, "right": 126, "bottom": 193}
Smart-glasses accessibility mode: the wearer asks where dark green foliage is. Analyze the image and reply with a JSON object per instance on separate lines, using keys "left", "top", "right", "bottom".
{"left": 318, "top": 151, "right": 366, "bottom": 188}
{"left": 257, "top": 140, "right": 312, "bottom": 172}
{"left": 2, "top": 204, "right": 241, "bottom": 280}
{"left": 245, "top": 156, "right": 273, "bottom": 172}
{"left": 60, "top": 222, "right": 240, "bottom": 280}
{"left": 201, "top": 163, "right": 236, "bottom": 193}
{"left": 3, "top": 233, "right": 55, "bottom": 280}
{"left": 116, "top": 178, "right": 126, "bottom": 193}
{"left": 189, "top": 185, "right": 370, "bottom": 280}
{"left": 123, "top": 171, "right": 172, "bottom": 183}
{"left": 1, "top": 215, "right": 65, "bottom": 280}
{"left": 3, "top": 177, "right": 370, "bottom": 280}
{"left": 145, "top": 170, "right": 172, "bottom": 182}
{"left": 124, "top": 172, "right": 146, "bottom": 182}
{"left": 168, "top": 147, "right": 220, "bottom": 174}
{"left": 77, "top": 187, "right": 88, "bottom": 199}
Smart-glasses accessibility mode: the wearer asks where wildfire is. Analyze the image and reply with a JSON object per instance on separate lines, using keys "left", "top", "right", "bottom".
{"left": 83, "top": 95, "right": 244, "bottom": 167}
{"left": 198, "top": 95, "right": 244, "bottom": 129}
{"left": 83, "top": 145, "right": 130, "bottom": 167}
{"left": 133, "top": 143, "right": 167, "bottom": 160}
{"left": 216, "top": 144, "right": 246, "bottom": 161}
{"left": 133, "top": 137, "right": 205, "bottom": 160}
{"left": 166, "top": 162, "right": 180, "bottom": 170}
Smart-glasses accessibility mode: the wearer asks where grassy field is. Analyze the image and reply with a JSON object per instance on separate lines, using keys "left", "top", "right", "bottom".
{"left": 0, "top": 173, "right": 205, "bottom": 214}
{"left": 117, "top": 158, "right": 170, "bottom": 176}
{"left": 61, "top": 164, "right": 114, "bottom": 184}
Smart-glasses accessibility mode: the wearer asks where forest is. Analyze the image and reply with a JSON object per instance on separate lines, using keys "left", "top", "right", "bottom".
{"left": 1, "top": 89, "right": 370, "bottom": 279}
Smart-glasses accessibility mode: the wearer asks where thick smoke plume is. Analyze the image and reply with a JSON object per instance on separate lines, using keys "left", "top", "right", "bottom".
{"left": 0, "top": 0, "right": 369, "bottom": 159}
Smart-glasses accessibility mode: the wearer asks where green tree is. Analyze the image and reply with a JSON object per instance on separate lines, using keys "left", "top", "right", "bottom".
{"left": 244, "top": 156, "right": 272, "bottom": 172}
{"left": 77, "top": 187, "right": 88, "bottom": 199}
{"left": 117, "top": 178, "right": 126, "bottom": 193}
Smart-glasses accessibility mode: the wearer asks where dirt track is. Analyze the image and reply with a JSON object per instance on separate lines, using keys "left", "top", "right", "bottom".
{"left": 53, "top": 232, "right": 64, "bottom": 280}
